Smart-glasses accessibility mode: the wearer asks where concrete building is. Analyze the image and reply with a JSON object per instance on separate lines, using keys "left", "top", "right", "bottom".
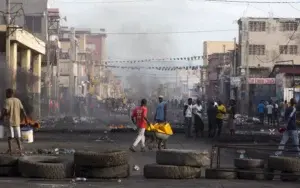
{"left": 0, "top": 0, "right": 48, "bottom": 41}
{"left": 0, "top": 25, "right": 46, "bottom": 118}
{"left": 238, "top": 17, "right": 300, "bottom": 75}
{"left": 203, "top": 41, "right": 235, "bottom": 66}
{"left": 237, "top": 17, "right": 300, "bottom": 114}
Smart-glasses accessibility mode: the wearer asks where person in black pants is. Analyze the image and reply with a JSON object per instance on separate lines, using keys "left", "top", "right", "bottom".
{"left": 207, "top": 101, "right": 217, "bottom": 138}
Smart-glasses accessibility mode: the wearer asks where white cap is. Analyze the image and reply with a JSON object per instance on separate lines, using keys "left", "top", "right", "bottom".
{"left": 159, "top": 95, "right": 163, "bottom": 98}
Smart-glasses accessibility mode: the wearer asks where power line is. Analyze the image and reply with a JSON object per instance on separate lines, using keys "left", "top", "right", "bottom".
{"left": 204, "top": 0, "right": 300, "bottom": 4}
{"left": 69, "top": 29, "right": 237, "bottom": 35}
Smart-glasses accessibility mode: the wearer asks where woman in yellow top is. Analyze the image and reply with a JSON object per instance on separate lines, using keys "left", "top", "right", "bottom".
{"left": 216, "top": 101, "right": 226, "bottom": 137}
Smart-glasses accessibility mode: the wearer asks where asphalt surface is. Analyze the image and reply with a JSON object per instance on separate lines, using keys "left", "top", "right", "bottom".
{"left": 0, "top": 132, "right": 298, "bottom": 188}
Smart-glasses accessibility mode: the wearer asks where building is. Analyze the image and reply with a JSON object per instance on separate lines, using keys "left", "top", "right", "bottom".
{"left": 237, "top": 17, "right": 300, "bottom": 114}
{"left": 0, "top": 26, "right": 46, "bottom": 119}
{"left": 203, "top": 41, "right": 235, "bottom": 66}
{"left": 86, "top": 30, "right": 107, "bottom": 99}
{"left": 207, "top": 52, "right": 233, "bottom": 103}
{"left": 0, "top": 0, "right": 48, "bottom": 41}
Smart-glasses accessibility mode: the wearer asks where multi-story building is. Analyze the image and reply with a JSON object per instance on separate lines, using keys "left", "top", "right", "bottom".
{"left": 0, "top": 0, "right": 48, "bottom": 41}
{"left": 203, "top": 41, "right": 235, "bottom": 66}
{"left": 238, "top": 17, "right": 300, "bottom": 76}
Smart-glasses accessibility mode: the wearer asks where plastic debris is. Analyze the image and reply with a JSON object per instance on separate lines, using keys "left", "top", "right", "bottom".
{"left": 117, "top": 179, "right": 122, "bottom": 183}
{"left": 133, "top": 165, "right": 140, "bottom": 171}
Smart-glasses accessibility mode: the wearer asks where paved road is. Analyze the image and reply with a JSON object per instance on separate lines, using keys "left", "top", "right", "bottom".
{"left": 0, "top": 132, "right": 298, "bottom": 188}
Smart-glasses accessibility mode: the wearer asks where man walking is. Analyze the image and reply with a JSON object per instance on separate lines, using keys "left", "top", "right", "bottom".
{"left": 0, "top": 89, "right": 28, "bottom": 156}
{"left": 130, "top": 99, "right": 148, "bottom": 152}
{"left": 275, "top": 98, "right": 300, "bottom": 157}
{"left": 184, "top": 98, "right": 193, "bottom": 138}
{"left": 154, "top": 96, "right": 167, "bottom": 123}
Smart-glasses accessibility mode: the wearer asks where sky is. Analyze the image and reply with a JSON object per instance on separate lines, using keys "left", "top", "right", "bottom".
{"left": 50, "top": 0, "right": 300, "bottom": 87}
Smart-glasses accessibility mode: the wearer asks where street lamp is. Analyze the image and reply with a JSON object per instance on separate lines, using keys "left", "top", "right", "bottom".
{"left": 275, "top": 60, "right": 295, "bottom": 98}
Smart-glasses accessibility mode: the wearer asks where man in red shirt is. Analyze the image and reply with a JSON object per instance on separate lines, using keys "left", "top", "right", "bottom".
{"left": 130, "top": 99, "right": 148, "bottom": 152}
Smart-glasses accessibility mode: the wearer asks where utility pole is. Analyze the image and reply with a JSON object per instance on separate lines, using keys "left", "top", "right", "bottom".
{"left": 5, "top": 0, "right": 11, "bottom": 90}
{"left": 69, "top": 27, "right": 76, "bottom": 115}
{"left": 245, "top": 38, "right": 250, "bottom": 115}
{"left": 46, "top": 11, "right": 51, "bottom": 116}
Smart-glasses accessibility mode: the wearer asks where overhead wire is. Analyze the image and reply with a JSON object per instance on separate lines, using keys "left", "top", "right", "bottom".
{"left": 204, "top": 0, "right": 300, "bottom": 4}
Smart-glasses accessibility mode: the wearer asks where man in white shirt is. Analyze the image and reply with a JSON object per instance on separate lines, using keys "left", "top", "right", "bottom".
{"left": 193, "top": 99, "right": 204, "bottom": 137}
{"left": 184, "top": 98, "right": 193, "bottom": 138}
{"left": 266, "top": 102, "right": 273, "bottom": 125}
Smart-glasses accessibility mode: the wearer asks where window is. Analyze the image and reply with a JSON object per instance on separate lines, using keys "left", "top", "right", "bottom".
{"left": 249, "top": 21, "right": 266, "bottom": 32}
{"left": 249, "top": 45, "right": 265, "bottom": 55}
{"left": 25, "top": 16, "right": 42, "bottom": 33}
{"left": 281, "top": 22, "right": 298, "bottom": 31}
{"left": 279, "top": 45, "right": 298, "bottom": 55}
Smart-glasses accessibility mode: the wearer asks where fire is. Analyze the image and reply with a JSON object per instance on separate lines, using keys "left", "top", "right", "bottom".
{"left": 20, "top": 117, "right": 40, "bottom": 129}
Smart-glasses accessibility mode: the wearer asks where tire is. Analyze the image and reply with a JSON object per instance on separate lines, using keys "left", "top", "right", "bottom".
{"left": 74, "top": 150, "right": 129, "bottom": 167}
{"left": 264, "top": 168, "right": 275, "bottom": 181}
{"left": 18, "top": 156, "right": 74, "bottom": 179}
{"left": 205, "top": 168, "right": 236, "bottom": 179}
{"left": 236, "top": 169, "right": 265, "bottom": 180}
{"left": 268, "top": 156, "right": 300, "bottom": 172}
{"left": 156, "top": 149, "right": 210, "bottom": 167}
{"left": 0, "top": 166, "right": 19, "bottom": 177}
{"left": 143, "top": 164, "right": 201, "bottom": 179}
{"left": 75, "top": 164, "right": 130, "bottom": 178}
{"left": 0, "top": 155, "right": 19, "bottom": 166}
{"left": 280, "top": 171, "right": 299, "bottom": 182}
{"left": 234, "top": 158, "right": 264, "bottom": 169}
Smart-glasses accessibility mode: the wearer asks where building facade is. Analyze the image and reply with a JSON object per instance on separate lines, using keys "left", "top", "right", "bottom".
{"left": 238, "top": 17, "right": 300, "bottom": 74}
{"left": 0, "top": 0, "right": 48, "bottom": 41}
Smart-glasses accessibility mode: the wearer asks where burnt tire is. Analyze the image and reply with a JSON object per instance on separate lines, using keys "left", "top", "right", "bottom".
{"left": 268, "top": 156, "right": 300, "bottom": 172}
{"left": 205, "top": 168, "right": 236, "bottom": 179}
{"left": 143, "top": 164, "right": 201, "bottom": 179}
{"left": 75, "top": 164, "right": 130, "bottom": 179}
{"left": 234, "top": 158, "right": 265, "bottom": 169}
{"left": 74, "top": 150, "right": 129, "bottom": 167}
{"left": 280, "top": 171, "right": 299, "bottom": 182}
{"left": 0, "top": 166, "right": 19, "bottom": 177}
{"left": 264, "top": 168, "right": 275, "bottom": 181}
{"left": 18, "top": 156, "right": 74, "bottom": 179}
{"left": 156, "top": 149, "right": 210, "bottom": 167}
{"left": 236, "top": 169, "right": 265, "bottom": 180}
{"left": 0, "top": 155, "right": 19, "bottom": 166}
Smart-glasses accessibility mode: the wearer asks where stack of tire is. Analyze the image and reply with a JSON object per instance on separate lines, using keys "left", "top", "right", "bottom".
{"left": 233, "top": 158, "right": 272, "bottom": 180}
{"left": 268, "top": 156, "right": 300, "bottom": 182}
{"left": 0, "top": 155, "right": 19, "bottom": 177}
{"left": 18, "top": 155, "right": 74, "bottom": 179}
{"left": 144, "top": 149, "right": 210, "bottom": 179}
{"left": 74, "top": 150, "right": 131, "bottom": 179}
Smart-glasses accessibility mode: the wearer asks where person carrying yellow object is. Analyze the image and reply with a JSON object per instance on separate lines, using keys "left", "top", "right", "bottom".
{"left": 215, "top": 100, "right": 226, "bottom": 137}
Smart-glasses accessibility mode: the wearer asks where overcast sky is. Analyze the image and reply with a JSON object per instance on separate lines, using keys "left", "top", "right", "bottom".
{"left": 51, "top": 0, "right": 300, "bottom": 60}
{"left": 50, "top": 0, "right": 300, "bottom": 86}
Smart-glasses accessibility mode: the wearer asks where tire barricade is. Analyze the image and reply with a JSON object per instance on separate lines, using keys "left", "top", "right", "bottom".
{"left": 205, "top": 143, "right": 300, "bottom": 182}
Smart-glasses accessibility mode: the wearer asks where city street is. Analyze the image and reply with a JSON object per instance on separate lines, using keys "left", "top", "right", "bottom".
{"left": 0, "top": 132, "right": 298, "bottom": 188}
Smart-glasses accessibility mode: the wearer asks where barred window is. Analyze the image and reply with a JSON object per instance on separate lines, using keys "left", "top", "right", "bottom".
{"left": 249, "top": 45, "right": 265, "bottom": 55}
{"left": 280, "top": 22, "right": 298, "bottom": 31}
{"left": 279, "top": 45, "right": 298, "bottom": 55}
{"left": 249, "top": 21, "right": 266, "bottom": 32}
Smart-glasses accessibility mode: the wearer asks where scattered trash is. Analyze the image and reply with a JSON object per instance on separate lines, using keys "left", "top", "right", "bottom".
{"left": 74, "top": 177, "right": 87, "bottom": 182}
{"left": 133, "top": 165, "right": 140, "bottom": 171}
{"left": 117, "top": 179, "right": 122, "bottom": 183}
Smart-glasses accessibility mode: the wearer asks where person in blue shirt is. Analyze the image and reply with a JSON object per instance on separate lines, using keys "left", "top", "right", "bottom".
{"left": 154, "top": 96, "right": 167, "bottom": 123}
{"left": 275, "top": 98, "right": 300, "bottom": 157}
{"left": 257, "top": 100, "right": 265, "bottom": 124}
